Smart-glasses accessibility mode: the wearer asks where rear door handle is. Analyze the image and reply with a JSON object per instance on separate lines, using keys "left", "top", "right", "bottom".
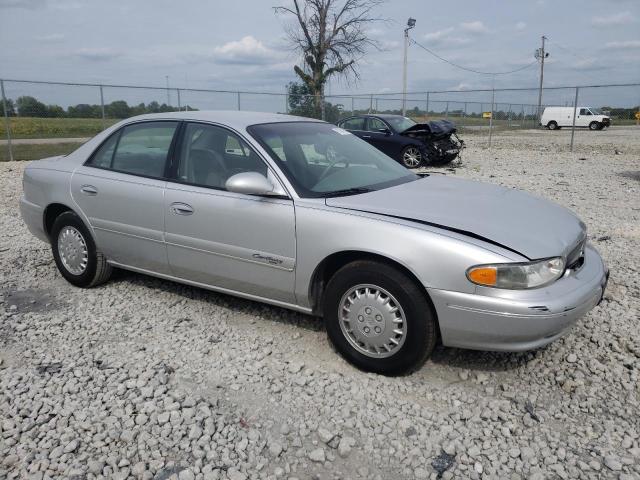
{"left": 80, "top": 185, "right": 98, "bottom": 196}
{"left": 362, "top": 135, "right": 371, "bottom": 138}
{"left": 170, "top": 202, "right": 194, "bottom": 215}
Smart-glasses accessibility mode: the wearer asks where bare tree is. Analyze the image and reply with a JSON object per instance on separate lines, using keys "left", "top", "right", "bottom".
{"left": 275, "top": 0, "right": 385, "bottom": 118}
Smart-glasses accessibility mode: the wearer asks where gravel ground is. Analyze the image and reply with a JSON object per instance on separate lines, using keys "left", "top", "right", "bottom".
{"left": 1, "top": 128, "right": 639, "bottom": 480}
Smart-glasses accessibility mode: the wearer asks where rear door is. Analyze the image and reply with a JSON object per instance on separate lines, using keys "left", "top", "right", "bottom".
{"left": 337, "top": 117, "right": 368, "bottom": 141}
{"left": 71, "top": 121, "right": 179, "bottom": 273}
{"left": 164, "top": 122, "right": 297, "bottom": 303}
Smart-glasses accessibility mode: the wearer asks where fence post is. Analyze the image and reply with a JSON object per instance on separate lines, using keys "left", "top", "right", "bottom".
{"left": 237, "top": 92, "right": 241, "bottom": 111}
{"left": 1, "top": 80, "right": 13, "bottom": 162}
{"left": 369, "top": 94, "right": 373, "bottom": 114}
{"left": 488, "top": 78, "right": 495, "bottom": 148}
{"left": 177, "top": 89, "right": 182, "bottom": 111}
{"left": 570, "top": 87, "right": 579, "bottom": 152}
{"left": 99, "top": 85, "right": 106, "bottom": 130}
{"left": 507, "top": 104, "right": 512, "bottom": 128}
{"left": 426, "top": 92, "right": 430, "bottom": 119}
{"left": 351, "top": 97, "right": 354, "bottom": 115}
{"left": 285, "top": 93, "right": 289, "bottom": 114}
{"left": 445, "top": 101, "right": 449, "bottom": 118}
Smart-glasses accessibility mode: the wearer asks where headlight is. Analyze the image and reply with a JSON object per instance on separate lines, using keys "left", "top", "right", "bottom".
{"left": 466, "top": 257, "right": 565, "bottom": 289}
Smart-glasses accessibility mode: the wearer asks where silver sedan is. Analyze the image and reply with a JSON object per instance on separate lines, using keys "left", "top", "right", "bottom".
{"left": 20, "top": 111, "right": 609, "bottom": 374}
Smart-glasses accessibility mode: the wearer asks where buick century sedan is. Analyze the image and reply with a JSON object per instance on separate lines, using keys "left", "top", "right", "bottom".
{"left": 20, "top": 111, "right": 608, "bottom": 374}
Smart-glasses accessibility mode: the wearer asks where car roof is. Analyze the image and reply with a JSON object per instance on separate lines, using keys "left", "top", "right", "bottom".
{"left": 119, "top": 110, "right": 323, "bottom": 131}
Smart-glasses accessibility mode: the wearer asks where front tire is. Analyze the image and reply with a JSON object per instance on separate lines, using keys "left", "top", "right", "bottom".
{"left": 51, "top": 211, "right": 112, "bottom": 288}
{"left": 323, "top": 260, "right": 437, "bottom": 375}
{"left": 589, "top": 121, "right": 600, "bottom": 131}
{"left": 401, "top": 145, "right": 423, "bottom": 169}
{"left": 547, "top": 121, "right": 558, "bottom": 130}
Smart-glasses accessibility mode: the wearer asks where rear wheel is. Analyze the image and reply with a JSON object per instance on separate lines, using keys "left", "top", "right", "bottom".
{"left": 401, "top": 146, "right": 422, "bottom": 168}
{"left": 547, "top": 121, "right": 558, "bottom": 130}
{"left": 51, "top": 211, "right": 112, "bottom": 288}
{"left": 589, "top": 121, "right": 600, "bottom": 131}
{"left": 323, "top": 260, "right": 437, "bottom": 375}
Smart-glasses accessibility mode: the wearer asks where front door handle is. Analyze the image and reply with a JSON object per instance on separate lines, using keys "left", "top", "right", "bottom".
{"left": 362, "top": 135, "right": 371, "bottom": 138}
{"left": 80, "top": 185, "right": 98, "bottom": 196}
{"left": 170, "top": 202, "right": 194, "bottom": 215}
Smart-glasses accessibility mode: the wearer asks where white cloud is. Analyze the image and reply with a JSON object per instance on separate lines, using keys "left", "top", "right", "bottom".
{"left": 515, "top": 21, "right": 526, "bottom": 31}
{"left": 592, "top": 11, "right": 635, "bottom": 27}
{"left": 423, "top": 28, "right": 470, "bottom": 47}
{"left": 460, "top": 21, "right": 490, "bottom": 34}
{"left": 604, "top": 40, "right": 640, "bottom": 49}
{"left": 213, "top": 36, "right": 281, "bottom": 65}
{"left": 73, "top": 48, "right": 121, "bottom": 61}
{"left": 571, "top": 59, "right": 607, "bottom": 71}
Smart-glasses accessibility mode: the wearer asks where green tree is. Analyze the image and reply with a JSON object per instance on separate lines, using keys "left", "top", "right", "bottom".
{"left": 105, "top": 100, "right": 131, "bottom": 118}
{"left": 0, "top": 98, "right": 16, "bottom": 117}
{"left": 46, "top": 104, "right": 66, "bottom": 118}
{"left": 16, "top": 96, "right": 47, "bottom": 117}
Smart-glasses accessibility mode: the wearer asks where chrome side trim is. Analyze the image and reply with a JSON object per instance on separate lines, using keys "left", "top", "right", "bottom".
{"left": 107, "top": 261, "right": 312, "bottom": 314}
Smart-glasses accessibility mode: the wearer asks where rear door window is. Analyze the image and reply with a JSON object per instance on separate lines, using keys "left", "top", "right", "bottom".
{"left": 340, "top": 117, "right": 366, "bottom": 131}
{"left": 87, "top": 121, "right": 179, "bottom": 178}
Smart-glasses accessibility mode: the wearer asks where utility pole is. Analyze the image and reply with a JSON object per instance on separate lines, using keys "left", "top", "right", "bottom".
{"left": 535, "top": 35, "right": 549, "bottom": 125}
{"left": 402, "top": 18, "right": 416, "bottom": 116}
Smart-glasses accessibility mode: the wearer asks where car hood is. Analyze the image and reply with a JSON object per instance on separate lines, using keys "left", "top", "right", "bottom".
{"left": 400, "top": 120, "right": 457, "bottom": 136}
{"left": 325, "top": 175, "right": 585, "bottom": 259}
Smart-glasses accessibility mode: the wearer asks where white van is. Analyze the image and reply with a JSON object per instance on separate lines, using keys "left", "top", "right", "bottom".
{"left": 541, "top": 107, "right": 611, "bottom": 130}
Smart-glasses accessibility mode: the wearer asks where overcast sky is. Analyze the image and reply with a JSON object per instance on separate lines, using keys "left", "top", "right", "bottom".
{"left": 1, "top": 0, "right": 638, "bottom": 108}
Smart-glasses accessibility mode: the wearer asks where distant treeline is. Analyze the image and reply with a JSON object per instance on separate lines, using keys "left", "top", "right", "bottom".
{"left": 0, "top": 96, "right": 197, "bottom": 118}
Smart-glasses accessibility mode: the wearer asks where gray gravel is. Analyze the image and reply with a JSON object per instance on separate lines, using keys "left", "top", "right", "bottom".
{"left": 1, "top": 127, "right": 639, "bottom": 479}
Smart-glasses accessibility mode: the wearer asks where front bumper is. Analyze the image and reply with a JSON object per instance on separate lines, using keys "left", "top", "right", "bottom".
{"left": 428, "top": 244, "right": 608, "bottom": 352}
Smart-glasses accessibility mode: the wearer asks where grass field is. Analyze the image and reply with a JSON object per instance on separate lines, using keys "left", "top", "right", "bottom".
{"left": 0, "top": 117, "right": 118, "bottom": 139}
{"left": 0, "top": 142, "right": 84, "bottom": 162}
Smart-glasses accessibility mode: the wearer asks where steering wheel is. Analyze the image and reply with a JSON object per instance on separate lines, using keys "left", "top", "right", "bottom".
{"left": 315, "top": 145, "right": 349, "bottom": 184}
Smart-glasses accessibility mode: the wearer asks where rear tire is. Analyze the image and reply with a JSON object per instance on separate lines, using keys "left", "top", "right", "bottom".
{"left": 589, "top": 121, "right": 600, "bottom": 131}
{"left": 51, "top": 211, "right": 112, "bottom": 288}
{"left": 323, "top": 260, "right": 437, "bottom": 375}
{"left": 547, "top": 121, "right": 558, "bottom": 130}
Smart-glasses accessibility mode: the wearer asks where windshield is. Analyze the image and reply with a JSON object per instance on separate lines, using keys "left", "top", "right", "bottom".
{"left": 384, "top": 116, "right": 417, "bottom": 132}
{"left": 589, "top": 108, "right": 603, "bottom": 115}
{"left": 248, "top": 122, "right": 418, "bottom": 198}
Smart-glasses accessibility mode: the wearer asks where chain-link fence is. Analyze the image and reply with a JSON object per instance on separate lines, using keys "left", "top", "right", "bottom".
{"left": 1, "top": 78, "right": 638, "bottom": 160}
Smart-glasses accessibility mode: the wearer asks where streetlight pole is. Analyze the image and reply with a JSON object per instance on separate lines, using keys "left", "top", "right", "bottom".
{"left": 535, "top": 35, "right": 548, "bottom": 125}
{"left": 402, "top": 18, "right": 416, "bottom": 117}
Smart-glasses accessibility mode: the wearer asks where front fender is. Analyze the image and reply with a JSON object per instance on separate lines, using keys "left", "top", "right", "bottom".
{"left": 294, "top": 201, "right": 522, "bottom": 309}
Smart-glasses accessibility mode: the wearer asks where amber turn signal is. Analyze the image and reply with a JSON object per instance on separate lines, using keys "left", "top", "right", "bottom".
{"left": 467, "top": 266, "right": 497, "bottom": 286}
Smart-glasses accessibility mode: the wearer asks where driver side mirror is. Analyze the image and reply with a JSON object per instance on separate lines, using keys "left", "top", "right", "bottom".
{"left": 225, "top": 172, "right": 275, "bottom": 196}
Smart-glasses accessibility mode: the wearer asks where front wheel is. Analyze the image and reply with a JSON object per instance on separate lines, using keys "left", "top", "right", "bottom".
{"left": 51, "top": 211, "right": 112, "bottom": 288}
{"left": 589, "top": 121, "right": 600, "bottom": 131}
{"left": 401, "top": 146, "right": 423, "bottom": 168}
{"left": 323, "top": 260, "right": 437, "bottom": 375}
{"left": 547, "top": 121, "right": 558, "bottom": 130}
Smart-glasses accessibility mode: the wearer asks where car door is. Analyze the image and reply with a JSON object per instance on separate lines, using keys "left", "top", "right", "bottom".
{"left": 364, "top": 117, "right": 402, "bottom": 158}
{"left": 577, "top": 108, "right": 591, "bottom": 127}
{"left": 164, "top": 122, "right": 297, "bottom": 303}
{"left": 337, "top": 117, "right": 368, "bottom": 141}
{"left": 71, "top": 121, "right": 179, "bottom": 274}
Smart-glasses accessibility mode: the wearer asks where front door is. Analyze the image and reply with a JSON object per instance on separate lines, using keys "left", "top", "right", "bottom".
{"left": 71, "top": 121, "right": 179, "bottom": 273}
{"left": 164, "top": 122, "right": 297, "bottom": 303}
{"left": 365, "top": 117, "right": 400, "bottom": 158}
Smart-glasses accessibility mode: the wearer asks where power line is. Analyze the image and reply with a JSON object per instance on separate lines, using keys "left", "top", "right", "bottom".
{"left": 409, "top": 37, "right": 538, "bottom": 76}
